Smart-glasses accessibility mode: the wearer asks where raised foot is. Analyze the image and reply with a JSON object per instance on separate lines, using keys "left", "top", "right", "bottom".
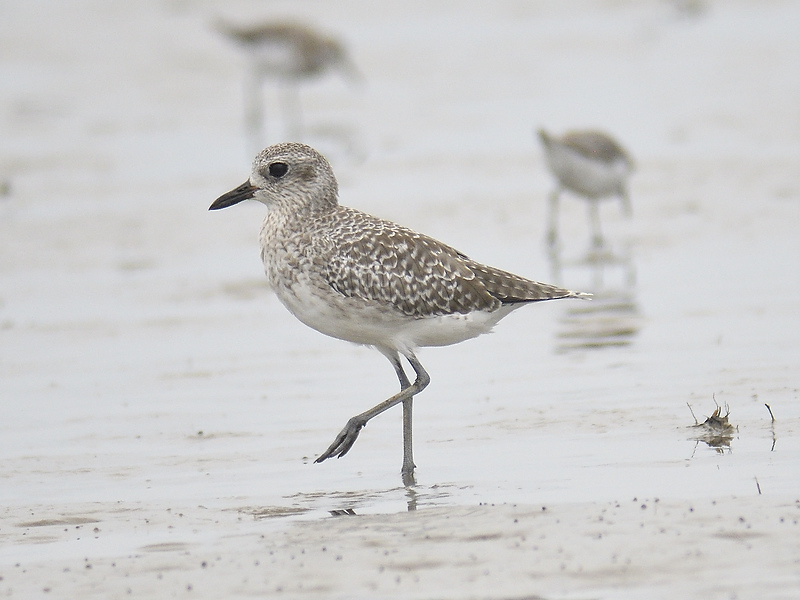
{"left": 314, "top": 416, "right": 366, "bottom": 463}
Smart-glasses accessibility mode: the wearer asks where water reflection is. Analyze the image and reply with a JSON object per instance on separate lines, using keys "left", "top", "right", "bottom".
{"left": 406, "top": 485, "right": 418, "bottom": 512}
{"left": 235, "top": 483, "right": 461, "bottom": 523}
{"left": 329, "top": 508, "right": 357, "bottom": 516}
{"left": 548, "top": 245, "right": 641, "bottom": 352}
{"left": 323, "top": 490, "right": 416, "bottom": 514}
{"left": 765, "top": 403, "right": 777, "bottom": 451}
{"left": 687, "top": 401, "right": 737, "bottom": 455}
{"left": 251, "top": 482, "right": 464, "bottom": 519}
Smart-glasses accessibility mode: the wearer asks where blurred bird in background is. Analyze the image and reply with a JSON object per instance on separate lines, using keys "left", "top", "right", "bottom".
{"left": 217, "top": 21, "right": 361, "bottom": 152}
{"left": 537, "top": 128, "right": 634, "bottom": 250}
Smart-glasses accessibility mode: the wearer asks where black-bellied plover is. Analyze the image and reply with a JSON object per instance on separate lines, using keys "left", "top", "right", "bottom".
{"left": 217, "top": 21, "right": 360, "bottom": 148}
{"left": 210, "top": 143, "right": 588, "bottom": 484}
{"left": 537, "top": 129, "right": 634, "bottom": 249}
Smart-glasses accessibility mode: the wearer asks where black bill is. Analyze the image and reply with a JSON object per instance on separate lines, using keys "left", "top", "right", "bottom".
{"left": 209, "top": 180, "right": 258, "bottom": 210}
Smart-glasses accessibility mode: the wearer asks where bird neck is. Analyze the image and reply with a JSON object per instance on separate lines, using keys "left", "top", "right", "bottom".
{"left": 259, "top": 194, "right": 336, "bottom": 241}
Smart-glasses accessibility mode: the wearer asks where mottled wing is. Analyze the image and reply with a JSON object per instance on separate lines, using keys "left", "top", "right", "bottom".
{"left": 316, "top": 209, "right": 502, "bottom": 318}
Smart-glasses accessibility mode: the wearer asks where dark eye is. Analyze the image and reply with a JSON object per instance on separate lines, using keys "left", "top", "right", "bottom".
{"left": 268, "top": 162, "right": 289, "bottom": 178}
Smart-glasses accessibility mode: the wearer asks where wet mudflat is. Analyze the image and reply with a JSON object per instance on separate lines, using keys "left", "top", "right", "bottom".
{"left": 1, "top": 1, "right": 799, "bottom": 598}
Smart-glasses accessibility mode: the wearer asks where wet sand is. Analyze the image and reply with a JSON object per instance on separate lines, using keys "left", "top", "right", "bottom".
{"left": 4, "top": 496, "right": 799, "bottom": 598}
{"left": 1, "top": 1, "right": 799, "bottom": 598}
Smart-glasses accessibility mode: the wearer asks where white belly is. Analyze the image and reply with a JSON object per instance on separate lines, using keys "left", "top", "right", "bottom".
{"left": 273, "top": 276, "right": 520, "bottom": 354}
{"left": 546, "top": 144, "right": 629, "bottom": 198}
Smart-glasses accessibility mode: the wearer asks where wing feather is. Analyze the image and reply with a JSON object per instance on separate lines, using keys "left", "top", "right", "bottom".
{"left": 313, "top": 207, "right": 581, "bottom": 317}
{"left": 315, "top": 209, "right": 500, "bottom": 317}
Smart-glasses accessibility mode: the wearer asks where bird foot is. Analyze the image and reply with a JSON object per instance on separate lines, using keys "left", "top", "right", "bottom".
{"left": 591, "top": 235, "right": 608, "bottom": 252}
{"left": 314, "top": 416, "right": 365, "bottom": 463}
{"left": 401, "top": 463, "right": 416, "bottom": 487}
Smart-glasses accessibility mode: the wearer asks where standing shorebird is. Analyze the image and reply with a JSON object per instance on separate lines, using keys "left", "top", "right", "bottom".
{"left": 537, "top": 129, "right": 634, "bottom": 249}
{"left": 217, "top": 21, "right": 360, "bottom": 150}
{"left": 210, "top": 143, "right": 588, "bottom": 484}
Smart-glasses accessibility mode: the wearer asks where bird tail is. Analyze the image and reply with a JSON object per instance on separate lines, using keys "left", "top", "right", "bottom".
{"left": 470, "top": 262, "right": 590, "bottom": 304}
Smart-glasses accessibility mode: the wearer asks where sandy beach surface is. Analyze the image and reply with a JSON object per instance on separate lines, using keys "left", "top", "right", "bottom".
{"left": 1, "top": 1, "right": 799, "bottom": 598}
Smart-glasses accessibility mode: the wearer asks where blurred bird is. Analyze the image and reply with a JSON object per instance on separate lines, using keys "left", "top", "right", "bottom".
{"left": 537, "top": 128, "right": 634, "bottom": 249}
{"left": 666, "top": 0, "right": 708, "bottom": 18}
{"left": 217, "top": 21, "right": 361, "bottom": 151}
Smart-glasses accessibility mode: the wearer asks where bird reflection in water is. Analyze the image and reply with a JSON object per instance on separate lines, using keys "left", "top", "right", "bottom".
{"left": 687, "top": 399, "right": 737, "bottom": 455}
{"left": 548, "top": 243, "right": 640, "bottom": 353}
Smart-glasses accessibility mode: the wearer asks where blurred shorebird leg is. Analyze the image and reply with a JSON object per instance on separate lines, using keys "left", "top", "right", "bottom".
{"left": 546, "top": 186, "right": 561, "bottom": 248}
{"left": 588, "top": 199, "right": 604, "bottom": 249}
{"left": 620, "top": 187, "right": 633, "bottom": 217}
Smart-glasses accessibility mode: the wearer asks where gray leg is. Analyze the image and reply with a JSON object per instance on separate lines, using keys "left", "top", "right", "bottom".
{"left": 588, "top": 199, "right": 604, "bottom": 248}
{"left": 620, "top": 187, "right": 632, "bottom": 217}
{"left": 401, "top": 397, "right": 415, "bottom": 486}
{"left": 315, "top": 351, "right": 430, "bottom": 483}
{"left": 385, "top": 353, "right": 417, "bottom": 486}
{"left": 546, "top": 187, "right": 561, "bottom": 248}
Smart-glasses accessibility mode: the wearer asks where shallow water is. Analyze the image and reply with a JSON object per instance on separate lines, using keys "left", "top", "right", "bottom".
{"left": 1, "top": 1, "right": 799, "bottom": 597}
